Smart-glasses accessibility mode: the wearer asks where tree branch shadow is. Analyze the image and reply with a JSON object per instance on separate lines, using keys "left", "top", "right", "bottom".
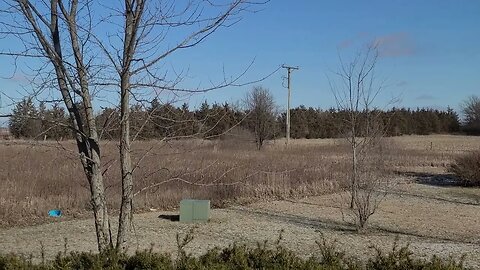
{"left": 230, "top": 207, "right": 356, "bottom": 233}
{"left": 231, "top": 206, "right": 479, "bottom": 245}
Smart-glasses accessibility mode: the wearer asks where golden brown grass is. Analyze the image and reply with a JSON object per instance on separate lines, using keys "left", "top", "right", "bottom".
{"left": 0, "top": 139, "right": 347, "bottom": 227}
{"left": 0, "top": 135, "right": 478, "bottom": 227}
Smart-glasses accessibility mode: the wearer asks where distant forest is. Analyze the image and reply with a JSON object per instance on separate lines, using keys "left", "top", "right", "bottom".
{"left": 8, "top": 97, "right": 464, "bottom": 140}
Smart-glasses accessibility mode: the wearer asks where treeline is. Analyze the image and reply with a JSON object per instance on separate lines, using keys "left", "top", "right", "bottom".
{"left": 286, "top": 106, "right": 460, "bottom": 139}
{"left": 9, "top": 98, "right": 71, "bottom": 140}
{"left": 8, "top": 98, "right": 463, "bottom": 140}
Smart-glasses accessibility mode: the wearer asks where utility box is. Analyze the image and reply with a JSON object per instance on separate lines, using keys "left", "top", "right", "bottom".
{"left": 179, "top": 199, "right": 210, "bottom": 223}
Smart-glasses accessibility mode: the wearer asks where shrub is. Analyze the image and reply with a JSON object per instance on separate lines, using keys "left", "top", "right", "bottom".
{"left": 448, "top": 151, "right": 480, "bottom": 186}
{"left": 314, "top": 236, "right": 360, "bottom": 269}
{"left": 367, "top": 241, "right": 466, "bottom": 270}
{"left": 124, "top": 251, "right": 173, "bottom": 270}
{"left": 0, "top": 238, "right": 469, "bottom": 270}
{"left": 0, "top": 254, "right": 39, "bottom": 270}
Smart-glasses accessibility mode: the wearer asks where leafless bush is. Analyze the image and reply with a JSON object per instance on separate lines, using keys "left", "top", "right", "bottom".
{"left": 337, "top": 136, "right": 391, "bottom": 231}
{"left": 448, "top": 151, "right": 480, "bottom": 186}
{"left": 351, "top": 150, "right": 390, "bottom": 230}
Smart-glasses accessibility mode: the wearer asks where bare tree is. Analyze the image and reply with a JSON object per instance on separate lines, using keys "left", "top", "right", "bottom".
{"left": 100, "top": 0, "right": 272, "bottom": 250}
{"left": 329, "top": 44, "right": 392, "bottom": 231}
{"left": 244, "top": 86, "right": 277, "bottom": 150}
{"left": 1, "top": 0, "right": 268, "bottom": 251}
{"left": 0, "top": 0, "right": 114, "bottom": 251}
{"left": 461, "top": 95, "right": 480, "bottom": 135}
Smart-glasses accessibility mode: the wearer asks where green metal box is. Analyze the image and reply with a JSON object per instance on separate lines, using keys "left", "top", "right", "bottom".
{"left": 179, "top": 199, "right": 210, "bottom": 223}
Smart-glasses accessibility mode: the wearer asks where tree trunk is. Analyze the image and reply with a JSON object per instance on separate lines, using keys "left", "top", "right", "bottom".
{"left": 84, "top": 141, "right": 112, "bottom": 252}
{"left": 116, "top": 1, "right": 137, "bottom": 249}
{"left": 59, "top": 0, "right": 112, "bottom": 251}
{"left": 53, "top": 62, "right": 112, "bottom": 252}
{"left": 52, "top": 65, "right": 112, "bottom": 252}
{"left": 350, "top": 138, "right": 357, "bottom": 209}
{"left": 116, "top": 72, "right": 134, "bottom": 251}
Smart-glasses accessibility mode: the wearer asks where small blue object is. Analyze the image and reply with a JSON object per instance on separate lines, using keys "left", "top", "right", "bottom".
{"left": 48, "top": 209, "right": 62, "bottom": 217}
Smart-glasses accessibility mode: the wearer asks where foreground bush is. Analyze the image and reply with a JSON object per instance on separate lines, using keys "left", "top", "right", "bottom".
{"left": 0, "top": 239, "right": 468, "bottom": 270}
{"left": 448, "top": 151, "right": 480, "bottom": 186}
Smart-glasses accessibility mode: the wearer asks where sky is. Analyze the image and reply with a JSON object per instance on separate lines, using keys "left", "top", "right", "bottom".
{"left": 1, "top": 0, "right": 479, "bottom": 126}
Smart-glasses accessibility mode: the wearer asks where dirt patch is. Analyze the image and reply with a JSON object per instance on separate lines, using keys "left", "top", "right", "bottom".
{"left": 1, "top": 180, "right": 479, "bottom": 268}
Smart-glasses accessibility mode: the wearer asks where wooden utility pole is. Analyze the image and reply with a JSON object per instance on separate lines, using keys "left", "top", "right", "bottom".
{"left": 282, "top": 64, "right": 299, "bottom": 145}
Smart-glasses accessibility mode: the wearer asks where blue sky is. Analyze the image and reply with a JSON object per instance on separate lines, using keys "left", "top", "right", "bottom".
{"left": 1, "top": 0, "right": 479, "bottom": 125}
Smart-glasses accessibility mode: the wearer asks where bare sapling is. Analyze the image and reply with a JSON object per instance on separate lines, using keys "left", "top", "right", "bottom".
{"left": 329, "top": 43, "right": 394, "bottom": 231}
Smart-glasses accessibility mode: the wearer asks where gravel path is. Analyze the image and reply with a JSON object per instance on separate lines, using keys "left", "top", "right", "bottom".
{"left": 1, "top": 182, "right": 479, "bottom": 268}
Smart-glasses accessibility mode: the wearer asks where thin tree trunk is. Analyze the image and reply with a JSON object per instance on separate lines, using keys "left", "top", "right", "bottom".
{"left": 116, "top": 0, "right": 138, "bottom": 250}
{"left": 117, "top": 72, "right": 134, "bottom": 250}
{"left": 350, "top": 137, "right": 357, "bottom": 209}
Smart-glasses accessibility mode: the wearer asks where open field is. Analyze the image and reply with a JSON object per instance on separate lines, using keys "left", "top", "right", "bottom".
{"left": 0, "top": 134, "right": 479, "bottom": 227}
{"left": 0, "top": 135, "right": 480, "bottom": 266}
{"left": 0, "top": 138, "right": 348, "bottom": 227}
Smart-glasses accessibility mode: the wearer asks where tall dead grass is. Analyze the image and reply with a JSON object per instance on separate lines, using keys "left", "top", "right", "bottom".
{"left": 0, "top": 135, "right": 477, "bottom": 227}
{"left": 0, "top": 139, "right": 348, "bottom": 226}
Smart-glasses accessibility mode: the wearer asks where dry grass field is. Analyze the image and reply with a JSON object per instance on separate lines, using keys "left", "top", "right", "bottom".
{"left": 0, "top": 137, "right": 348, "bottom": 227}
{"left": 1, "top": 135, "right": 480, "bottom": 266}
{"left": 0, "top": 134, "right": 479, "bottom": 227}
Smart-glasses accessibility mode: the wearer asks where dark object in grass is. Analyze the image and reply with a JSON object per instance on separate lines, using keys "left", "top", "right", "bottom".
{"left": 158, "top": 214, "right": 179, "bottom": 222}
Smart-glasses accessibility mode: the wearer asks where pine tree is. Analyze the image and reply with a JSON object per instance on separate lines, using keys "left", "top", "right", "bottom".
{"left": 9, "top": 98, "right": 41, "bottom": 138}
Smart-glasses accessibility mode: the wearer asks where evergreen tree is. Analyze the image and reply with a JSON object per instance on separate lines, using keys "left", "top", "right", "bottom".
{"left": 43, "top": 103, "right": 70, "bottom": 140}
{"left": 9, "top": 98, "right": 41, "bottom": 138}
